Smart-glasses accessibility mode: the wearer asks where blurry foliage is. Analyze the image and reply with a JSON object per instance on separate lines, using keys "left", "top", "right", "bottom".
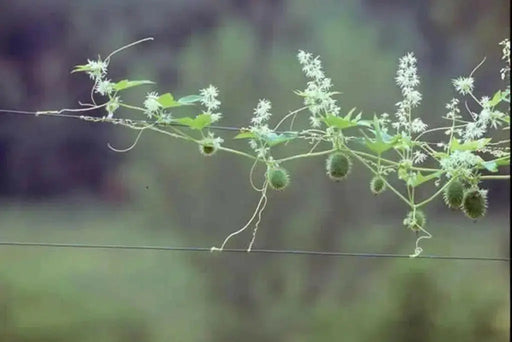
{"left": 0, "top": 0, "right": 510, "bottom": 341}
{"left": 0, "top": 207, "right": 508, "bottom": 341}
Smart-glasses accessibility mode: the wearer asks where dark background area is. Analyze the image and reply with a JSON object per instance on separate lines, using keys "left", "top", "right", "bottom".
{"left": 0, "top": 1, "right": 510, "bottom": 341}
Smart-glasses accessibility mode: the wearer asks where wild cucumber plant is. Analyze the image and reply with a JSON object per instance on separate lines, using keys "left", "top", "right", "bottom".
{"left": 1, "top": 37, "right": 510, "bottom": 256}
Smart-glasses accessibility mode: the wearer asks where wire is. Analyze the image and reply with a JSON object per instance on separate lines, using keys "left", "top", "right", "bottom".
{"left": 0, "top": 109, "right": 281, "bottom": 134}
{"left": 0, "top": 241, "right": 509, "bottom": 262}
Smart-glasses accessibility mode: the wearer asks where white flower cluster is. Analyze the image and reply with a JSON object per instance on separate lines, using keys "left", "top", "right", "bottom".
{"left": 377, "top": 113, "right": 391, "bottom": 134}
{"left": 105, "top": 96, "right": 120, "bottom": 119}
{"left": 251, "top": 99, "right": 272, "bottom": 126}
{"left": 393, "top": 53, "right": 426, "bottom": 134}
{"left": 445, "top": 98, "right": 461, "bottom": 119}
{"left": 83, "top": 57, "right": 120, "bottom": 118}
{"left": 85, "top": 59, "right": 114, "bottom": 97}
{"left": 297, "top": 50, "right": 340, "bottom": 127}
{"left": 200, "top": 85, "right": 222, "bottom": 123}
{"left": 499, "top": 38, "right": 510, "bottom": 80}
{"left": 440, "top": 150, "right": 482, "bottom": 178}
{"left": 85, "top": 58, "right": 108, "bottom": 81}
{"left": 460, "top": 97, "right": 505, "bottom": 141}
{"left": 95, "top": 79, "right": 114, "bottom": 96}
{"left": 249, "top": 99, "right": 274, "bottom": 159}
{"left": 452, "top": 77, "right": 474, "bottom": 96}
{"left": 412, "top": 150, "right": 427, "bottom": 164}
{"left": 143, "top": 92, "right": 162, "bottom": 119}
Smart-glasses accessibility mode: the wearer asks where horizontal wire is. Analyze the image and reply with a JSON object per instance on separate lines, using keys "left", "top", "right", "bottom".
{"left": 0, "top": 109, "right": 266, "bottom": 133}
{"left": 0, "top": 241, "right": 509, "bottom": 262}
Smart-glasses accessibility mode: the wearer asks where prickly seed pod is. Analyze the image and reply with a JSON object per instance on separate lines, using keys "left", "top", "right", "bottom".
{"left": 443, "top": 179, "right": 464, "bottom": 210}
{"left": 462, "top": 187, "right": 488, "bottom": 219}
{"left": 370, "top": 176, "right": 386, "bottom": 195}
{"left": 404, "top": 210, "right": 426, "bottom": 231}
{"left": 326, "top": 152, "right": 351, "bottom": 181}
{"left": 267, "top": 167, "right": 290, "bottom": 191}
{"left": 199, "top": 143, "right": 217, "bottom": 156}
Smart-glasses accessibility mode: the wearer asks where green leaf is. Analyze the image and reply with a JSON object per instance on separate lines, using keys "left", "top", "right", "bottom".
{"left": 234, "top": 131, "right": 257, "bottom": 139}
{"left": 178, "top": 95, "right": 203, "bottom": 105}
{"left": 113, "top": 79, "right": 154, "bottom": 92}
{"left": 480, "top": 156, "right": 510, "bottom": 172}
{"left": 433, "top": 152, "right": 448, "bottom": 159}
{"left": 480, "top": 161, "right": 498, "bottom": 172}
{"left": 363, "top": 116, "right": 399, "bottom": 154}
{"left": 495, "top": 156, "right": 510, "bottom": 166}
{"left": 322, "top": 108, "right": 366, "bottom": 129}
{"left": 175, "top": 113, "right": 212, "bottom": 130}
{"left": 235, "top": 130, "right": 298, "bottom": 145}
{"left": 323, "top": 115, "right": 358, "bottom": 129}
{"left": 357, "top": 120, "right": 372, "bottom": 128}
{"left": 488, "top": 90, "right": 502, "bottom": 107}
{"left": 450, "top": 138, "right": 491, "bottom": 151}
{"left": 157, "top": 93, "right": 181, "bottom": 109}
{"left": 71, "top": 64, "right": 94, "bottom": 73}
{"left": 409, "top": 171, "right": 443, "bottom": 187}
{"left": 261, "top": 132, "right": 299, "bottom": 147}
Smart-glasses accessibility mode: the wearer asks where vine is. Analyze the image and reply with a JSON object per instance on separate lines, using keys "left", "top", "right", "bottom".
{"left": 1, "top": 37, "right": 510, "bottom": 257}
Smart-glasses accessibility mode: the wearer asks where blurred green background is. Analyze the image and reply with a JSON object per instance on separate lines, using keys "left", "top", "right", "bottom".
{"left": 0, "top": 0, "right": 510, "bottom": 341}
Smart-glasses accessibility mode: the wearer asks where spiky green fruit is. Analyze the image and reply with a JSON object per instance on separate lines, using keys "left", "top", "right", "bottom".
{"left": 326, "top": 152, "right": 351, "bottom": 181}
{"left": 370, "top": 176, "right": 386, "bottom": 195}
{"left": 462, "top": 188, "right": 488, "bottom": 219}
{"left": 199, "top": 143, "right": 217, "bottom": 156}
{"left": 443, "top": 179, "right": 464, "bottom": 209}
{"left": 404, "top": 210, "right": 426, "bottom": 231}
{"left": 267, "top": 167, "right": 290, "bottom": 191}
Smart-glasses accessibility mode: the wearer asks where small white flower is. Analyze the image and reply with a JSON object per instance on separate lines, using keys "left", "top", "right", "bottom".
{"left": 309, "top": 116, "right": 321, "bottom": 128}
{"left": 105, "top": 96, "right": 120, "bottom": 119}
{"left": 445, "top": 98, "right": 460, "bottom": 119}
{"left": 200, "top": 85, "right": 221, "bottom": 111}
{"left": 463, "top": 121, "right": 485, "bottom": 140}
{"left": 297, "top": 50, "right": 312, "bottom": 65}
{"left": 95, "top": 79, "right": 114, "bottom": 96}
{"left": 143, "top": 92, "right": 162, "bottom": 118}
{"left": 395, "top": 53, "right": 420, "bottom": 89}
{"left": 452, "top": 77, "right": 474, "bottom": 95}
{"left": 440, "top": 150, "right": 482, "bottom": 178}
{"left": 85, "top": 58, "right": 108, "bottom": 81}
{"left": 413, "top": 151, "right": 427, "bottom": 164}
{"left": 249, "top": 139, "right": 258, "bottom": 150}
{"left": 251, "top": 99, "right": 272, "bottom": 126}
{"left": 160, "top": 113, "right": 173, "bottom": 124}
{"left": 393, "top": 52, "right": 423, "bottom": 135}
{"left": 210, "top": 112, "right": 222, "bottom": 123}
{"left": 411, "top": 118, "right": 427, "bottom": 133}
{"left": 499, "top": 38, "right": 510, "bottom": 80}
{"left": 250, "top": 99, "right": 272, "bottom": 127}
{"left": 297, "top": 50, "right": 341, "bottom": 124}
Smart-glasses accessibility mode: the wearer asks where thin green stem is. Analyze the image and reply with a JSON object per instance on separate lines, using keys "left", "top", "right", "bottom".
{"left": 276, "top": 149, "right": 335, "bottom": 163}
{"left": 480, "top": 175, "right": 510, "bottom": 180}
{"left": 218, "top": 146, "right": 257, "bottom": 160}
{"left": 273, "top": 106, "right": 308, "bottom": 130}
{"left": 346, "top": 148, "right": 411, "bottom": 206}
{"left": 415, "top": 177, "right": 451, "bottom": 208}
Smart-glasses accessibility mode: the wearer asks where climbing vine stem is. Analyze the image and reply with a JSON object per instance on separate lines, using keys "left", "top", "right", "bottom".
{"left": 0, "top": 37, "right": 509, "bottom": 257}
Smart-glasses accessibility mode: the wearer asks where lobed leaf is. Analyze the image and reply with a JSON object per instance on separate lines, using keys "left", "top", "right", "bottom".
{"left": 175, "top": 113, "right": 212, "bottom": 130}
{"left": 234, "top": 131, "right": 257, "bottom": 139}
{"left": 450, "top": 138, "right": 491, "bottom": 151}
{"left": 157, "top": 93, "right": 181, "bottom": 109}
{"left": 178, "top": 95, "right": 203, "bottom": 105}
{"left": 113, "top": 79, "right": 154, "bottom": 91}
